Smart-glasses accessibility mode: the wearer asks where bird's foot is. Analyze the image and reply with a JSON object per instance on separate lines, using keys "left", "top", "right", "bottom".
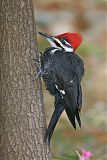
{"left": 33, "top": 58, "right": 41, "bottom": 70}
{"left": 32, "top": 55, "right": 43, "bottom": 80}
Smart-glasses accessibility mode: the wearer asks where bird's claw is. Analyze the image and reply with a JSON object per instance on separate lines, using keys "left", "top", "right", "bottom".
{"left": 32, "top": 52, "right": 43, "bottom": 80}
{"left": 33, "top": 58, "right": 41, "bottom": 69}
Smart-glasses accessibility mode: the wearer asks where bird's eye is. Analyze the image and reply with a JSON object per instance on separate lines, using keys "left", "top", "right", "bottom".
{"left": 60, "top": 39, "right": 72, "bottom": 48}
{"left": 60, "top": 39, "right": 66, "bottom": 44}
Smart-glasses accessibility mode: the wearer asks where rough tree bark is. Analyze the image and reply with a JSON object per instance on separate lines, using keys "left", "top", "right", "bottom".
{"left": 0, "top": 0, "right": 51, "bottom": 159}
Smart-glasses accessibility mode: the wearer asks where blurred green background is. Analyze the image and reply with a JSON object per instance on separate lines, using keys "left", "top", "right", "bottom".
{"left": 33, "top": 0, "right": 107, "bottom": 159}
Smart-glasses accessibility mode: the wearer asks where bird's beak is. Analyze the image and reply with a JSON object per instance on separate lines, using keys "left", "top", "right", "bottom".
{"left": 38, "top": 31, "right": 62, "bottom": 48}
{"left": 38, "top": 32, "right": 54, "bottom": 41}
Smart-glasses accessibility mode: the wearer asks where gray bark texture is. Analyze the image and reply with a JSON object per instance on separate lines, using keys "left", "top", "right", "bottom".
{"left": 0, "top": 0, "right": 51, "bottom": 159}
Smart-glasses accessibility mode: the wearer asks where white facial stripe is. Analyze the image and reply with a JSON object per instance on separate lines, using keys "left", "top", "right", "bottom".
{"left": 47, "top": 38, "right": 57, "bottom": 48}
{"left": 61, "top": 40, "right": 74, "bottom": 52}
{"left": 62, "top": 45, "right": 74, "bottom": 52}
{"left": 64, "top": 40, "right": 71, "bottom": 46}
{"left": 46, "top": 38, "right": 61, "bottom": 49}
{"left": 46, "top": 37, "right": 74, "bottom": 52}
{"left": 53, "top": 38, "right": 64, "bottom": 47}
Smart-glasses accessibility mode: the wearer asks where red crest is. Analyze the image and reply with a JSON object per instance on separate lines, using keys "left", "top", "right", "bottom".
{"left": 55, "top": 32, "right": 83, "bottom": 50}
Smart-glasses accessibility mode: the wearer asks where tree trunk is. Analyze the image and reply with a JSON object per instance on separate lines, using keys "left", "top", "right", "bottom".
{"left": 0, "top": 0, "right": 51, "bottom": 159}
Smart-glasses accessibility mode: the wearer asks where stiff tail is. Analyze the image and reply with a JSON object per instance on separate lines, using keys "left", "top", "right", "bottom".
{"left": 63, "top": 94, "right": 76, "bottom": 129}
{"left": 44, "top": 103, "right": 64, "bottom": 144}
{"left": 64, "top": 106, "right": 76, "bottom": 129}
{"left": 75, "top": 110, "right": 81, "bottom": 128}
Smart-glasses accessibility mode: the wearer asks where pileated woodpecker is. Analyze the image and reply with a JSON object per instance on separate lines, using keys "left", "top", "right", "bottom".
{"left": 38, "top": 32, "right": 84, "bottom": 144}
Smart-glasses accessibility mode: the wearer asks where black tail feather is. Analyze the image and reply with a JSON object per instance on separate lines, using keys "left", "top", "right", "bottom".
{"left": 44, "top": 103, "right": 64, "bottom": 144}
{"left": 63, "top": 94, "right": 76, "bottom": 129}
{"left": 75, "top": 110, "right": 81, "bottom": 128}
{"left": 64, "top": 107, "right": 76, "bottom": 129}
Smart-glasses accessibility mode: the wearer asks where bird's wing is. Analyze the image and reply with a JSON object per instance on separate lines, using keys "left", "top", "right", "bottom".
{"left": 52, "top": 51, "right": 84, "bottom": 128}
{"left": 41, "top": 49, "right": 84, "bottom": 128}
{"left": 64, "top": 53, "right": 84, "bottom": 128}
{"left": 72, "top": 53, "right": 84, "bottom": 82}
{"left": 77, "top": 83, "right": 82, "bottom": 110}
{"left": 63, "top": 80, "right": 81, "bottom": 128}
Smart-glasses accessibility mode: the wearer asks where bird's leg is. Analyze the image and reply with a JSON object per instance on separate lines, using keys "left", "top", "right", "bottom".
{"left": 44, "top": 92, "right": 64, "bottom": 145}
{"left": 35, "top": 69, "right": 43, "bottom": 79}
{"left": 33, "top": 52, "right": 41, "bottom": 67}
